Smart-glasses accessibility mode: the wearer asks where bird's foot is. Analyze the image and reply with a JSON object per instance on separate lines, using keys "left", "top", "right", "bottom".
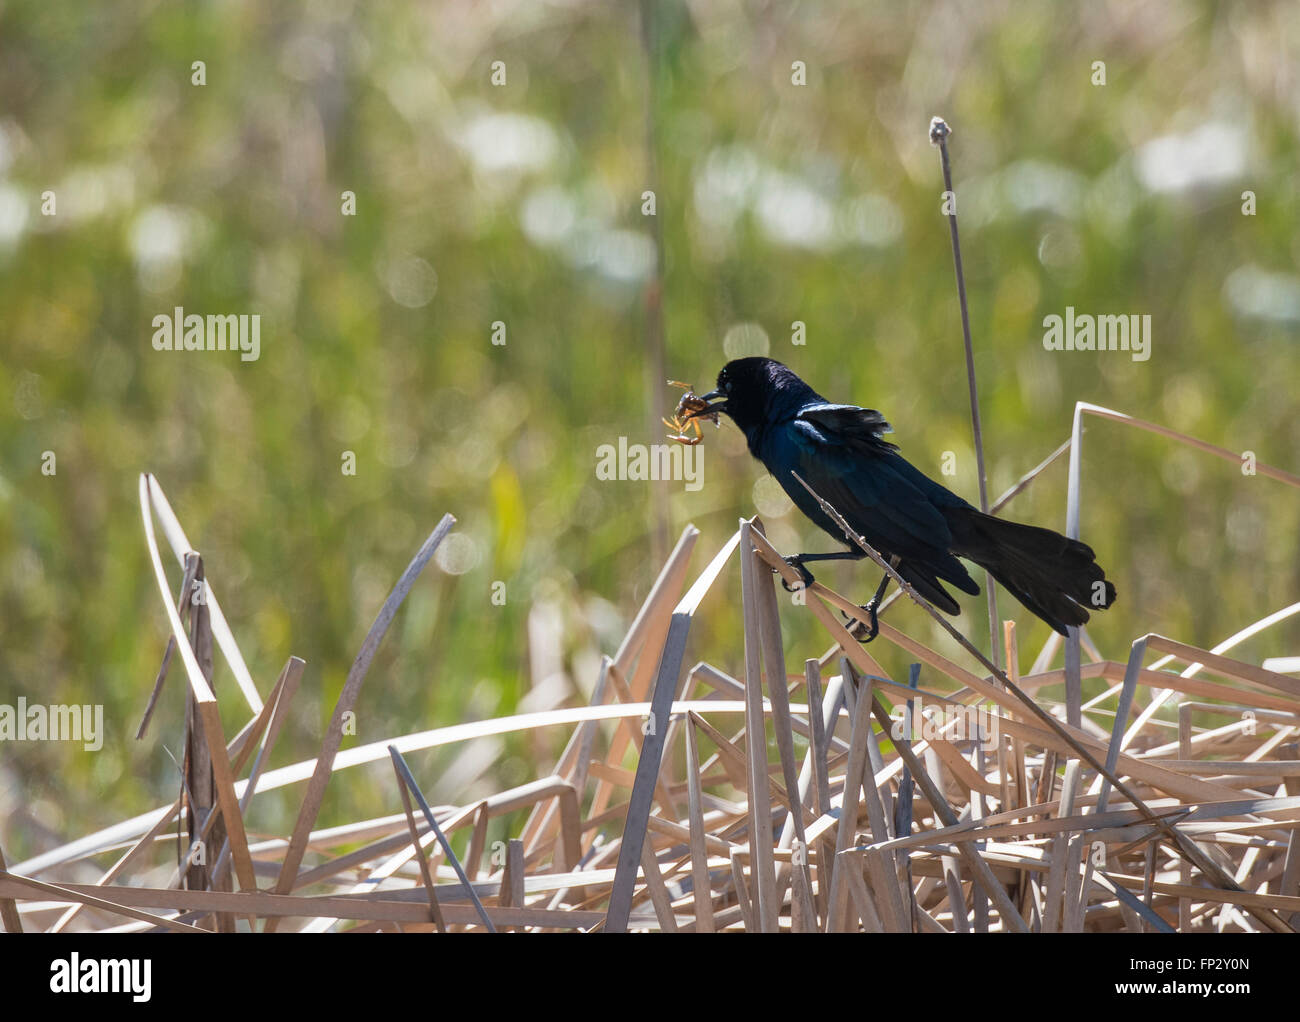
{"left": 779, "top": 557, "right": 815, "bottom": 593}
{"left": 846, "top": 602, "right": 880, "bottom": 643}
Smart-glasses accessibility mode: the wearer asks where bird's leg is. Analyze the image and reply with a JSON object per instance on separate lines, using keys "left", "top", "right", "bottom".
{"left": 848, "top": 556, "right": 901, "bottom": 642}
{"left": 777, "top": 550, "right": 866, "bottom": 593}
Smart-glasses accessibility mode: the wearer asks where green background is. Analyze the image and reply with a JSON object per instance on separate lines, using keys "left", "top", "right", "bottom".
{"left": 2, "top": 0, "right": 1298, "bottom": 865}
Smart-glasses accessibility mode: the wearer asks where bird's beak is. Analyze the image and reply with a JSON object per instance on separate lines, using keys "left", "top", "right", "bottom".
{"left": 688, "top": 389, "right": 729, "bottom": 418}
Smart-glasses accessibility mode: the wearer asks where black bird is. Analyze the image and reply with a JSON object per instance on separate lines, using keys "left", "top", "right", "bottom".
{"left": 688, "top": 357, "right": 1116, "bottom": 640}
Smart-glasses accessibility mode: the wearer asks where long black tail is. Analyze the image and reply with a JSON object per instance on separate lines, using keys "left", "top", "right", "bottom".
{"left": 947, "top": 507, "right": 1117, "bottom": 635}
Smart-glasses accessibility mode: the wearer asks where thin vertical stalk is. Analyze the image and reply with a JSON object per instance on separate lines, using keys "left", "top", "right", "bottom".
{"left": 931, "top": 116, "right": 999, "bottom": 667}
{"left": 640, "top": 0, "right": 669, "bottom": 565}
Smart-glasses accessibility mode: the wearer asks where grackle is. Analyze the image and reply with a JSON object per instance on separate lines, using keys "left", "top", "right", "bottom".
{"left": 687, "top": 357, "right": 1116, "bottom": 641}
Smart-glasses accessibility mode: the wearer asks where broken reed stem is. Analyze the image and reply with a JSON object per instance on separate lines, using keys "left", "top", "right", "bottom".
{"left": 388, "top": 746, "right": 496, "bottom": 933}
{"left": 263, "top": 512, "right": 455, "bottom": 931}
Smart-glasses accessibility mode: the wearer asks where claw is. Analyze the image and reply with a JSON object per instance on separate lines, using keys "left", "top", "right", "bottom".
{"left": 846, "top": 602, "right": 880, "bottom": 643}
{"left": 779, "top": 557, "right": 814, "bottom": 593}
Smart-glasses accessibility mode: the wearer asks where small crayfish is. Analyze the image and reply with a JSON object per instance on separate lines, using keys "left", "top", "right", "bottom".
{"left": 663, "top": 380, "right": 719, "bottom": 446}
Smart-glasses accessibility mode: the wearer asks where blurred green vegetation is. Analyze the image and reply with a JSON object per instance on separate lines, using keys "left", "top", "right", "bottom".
{"left": 2, "top": 1, "right": 1300, "bottom": 865}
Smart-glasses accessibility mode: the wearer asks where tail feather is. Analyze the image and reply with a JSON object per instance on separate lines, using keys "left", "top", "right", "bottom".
{"left": 947, "top": 508, "right": 1116, "bottom": 635}
{"left": 895, "top": 563, "right": 963, "bottom": 615}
